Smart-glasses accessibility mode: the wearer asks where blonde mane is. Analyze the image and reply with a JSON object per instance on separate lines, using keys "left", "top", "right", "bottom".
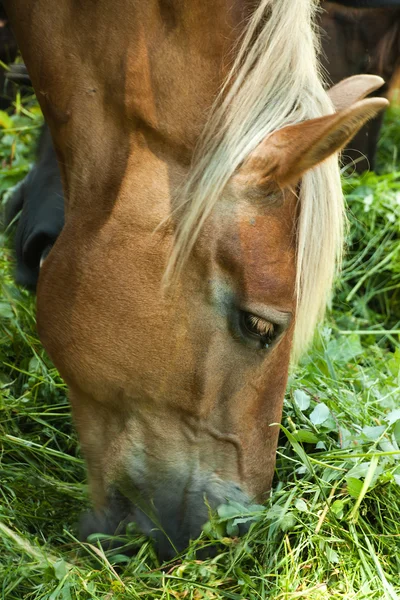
{"left": 167, "top": 0, "right": 344, "bottom": 359}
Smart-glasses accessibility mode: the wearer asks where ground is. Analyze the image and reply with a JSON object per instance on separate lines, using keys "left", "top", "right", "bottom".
{"left": 0, "top": 91, "right": 400, "bottom": 599}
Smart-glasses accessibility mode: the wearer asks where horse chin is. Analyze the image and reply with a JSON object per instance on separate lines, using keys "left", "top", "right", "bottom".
{"left": 79, "top": 479, "right": 252, "bottom": 561}
{"left": 79, "top": 489, "right": 135, "bottom": 553}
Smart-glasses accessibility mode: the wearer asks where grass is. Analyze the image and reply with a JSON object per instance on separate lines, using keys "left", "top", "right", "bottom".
{"left": 0, "top": 93, "right": 400, "bottom": 599}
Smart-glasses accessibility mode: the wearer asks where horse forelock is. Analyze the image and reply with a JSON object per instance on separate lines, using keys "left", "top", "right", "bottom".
{"left": 167, "top": 0, "right": 345, "bottom": 360}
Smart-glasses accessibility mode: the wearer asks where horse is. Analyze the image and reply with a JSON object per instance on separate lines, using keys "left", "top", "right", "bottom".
{"left": 320, "top": 0, "right": 400, "bottom": 171}
{"left": 5, "top": 124, "right": 64, "bottom": 289}
{"left": 2, "top": 64, "right": 64, "bottom": 289}
{"left": 3, "top": 0, "right": 387, "bottom": 559}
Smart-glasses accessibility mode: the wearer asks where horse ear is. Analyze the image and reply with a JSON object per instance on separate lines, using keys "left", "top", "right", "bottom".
{"left": 237, "top": 97, "right": 389, "bottom": 189}
{"left": 328, "top": 75, "right": 386, "bottom": 111}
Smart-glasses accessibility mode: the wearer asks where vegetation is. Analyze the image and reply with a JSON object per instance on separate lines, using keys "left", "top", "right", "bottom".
{"left": 0, "top": 91, "right": 399, "bottom": 599}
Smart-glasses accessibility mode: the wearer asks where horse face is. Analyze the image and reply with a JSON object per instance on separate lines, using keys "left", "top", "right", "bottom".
{"left": 34, "top": 151, "right": 297, "bottom": 559}
{"left": 35, "top": 102, "right": 384, "bottom": 557}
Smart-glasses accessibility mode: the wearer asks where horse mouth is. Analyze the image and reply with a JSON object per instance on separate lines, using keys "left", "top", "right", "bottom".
{"left": 79, "top": 479, "right": 251, "bottom": 560}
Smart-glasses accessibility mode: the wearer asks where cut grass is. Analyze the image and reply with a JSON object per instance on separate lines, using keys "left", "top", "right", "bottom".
{"left": 0, "top": 99, "right": 400, "bottom": 598}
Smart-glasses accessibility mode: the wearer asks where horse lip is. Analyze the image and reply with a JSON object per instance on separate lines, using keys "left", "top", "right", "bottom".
{"left": 79, "top": 480, "right": 252, "bottom": 559}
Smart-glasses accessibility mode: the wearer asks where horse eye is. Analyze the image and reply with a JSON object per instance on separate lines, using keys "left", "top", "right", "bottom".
{"left": 240, "top": 311, "right": 276, "bottom": 349}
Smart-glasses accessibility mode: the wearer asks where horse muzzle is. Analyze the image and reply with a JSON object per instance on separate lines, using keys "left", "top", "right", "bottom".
{"left": 80, "top": 473, "right": 251, "bottom": 560}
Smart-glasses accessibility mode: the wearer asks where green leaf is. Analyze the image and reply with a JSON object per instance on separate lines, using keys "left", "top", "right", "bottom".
{"left": 266, "top": 505, "right": 286, "bottom": 521}
{"left": 217, "top": 504, "right": 240, "bottom": 520}
{"left": 294, "top": 390, "right": 310, "bottom": 411}
{"left": 320, "top": 416, "right": 337, "bottom": 432}
{"left": 347, "top": 477, "right": 363, "bottom": 499}
{"left": 29, "top": 356, "right": 41, "bottom": 374}
{"left": 53, "top": 559, "right": 69, "bottom": 581}
{"left": 0, "top": 110, "right": 14, "bottom": 130}
{"left": 348, "top": 456, "right": 380, "bottom": 521}
{"left": 394, "top": 421, "right": 400, "bottom": 445}
{"left": 309, "top": 403, "right": 330, "bottom": 426}
{"left": 226, "top": 521, "right": 239, "bottom": 537}
{"left": 86, "top": 532, "right": 114, "bottom": 544}
{"left": 109, "top": 554, "right": 131, "bottom": 565}
{"left": 280, "top": 512, "right": 296, "bottom": 532}
{"left": 347, "top": 463, "right": 369, "bottom": 479}
{"left": 362, "top": 425, "right": 386, "bottom": 441}
{"left": 247, "top": 503, "right": 265, "bottom": 512}
{"left": 326, "top": 334, "right": 363, "bottom": 364}
{"left": 347, "top": 462, "right": 383, "bottom": 486}
{"left": 232, "top": 516, "right": 261, "bottom": 527}
{"left": 0, "top": 302, "right": 14, "bottom": 320}
{"left": 202, "top": 520, "right": 225, "bottom": 539}
{"left": 292, "top": 430, "right": 320, "bottom": 444}
{"left": 326, "top": 546, "right": 340, "bottom": 564}
{"left": 385, "top": 409, "right": 400, "bottom": 426}
{"left": 330, "top": 500, "right": 345, "bottom": 519}
{"left": 387, "top": 349, "right": 400, "bottom": 378}
{"left": 295, "top": 499, "right": 308, "bottom": 512}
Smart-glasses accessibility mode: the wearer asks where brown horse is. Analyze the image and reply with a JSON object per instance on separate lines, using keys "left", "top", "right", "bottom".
{"left": 3, "top": 0, "right": 387, "bottom": 558}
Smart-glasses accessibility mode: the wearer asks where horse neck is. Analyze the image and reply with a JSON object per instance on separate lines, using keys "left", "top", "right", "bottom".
{"left": 118, "top": 0, "right": 252, "bottom": 155}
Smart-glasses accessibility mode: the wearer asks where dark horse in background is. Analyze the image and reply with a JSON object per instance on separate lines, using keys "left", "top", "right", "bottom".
{"left": 2, "top": 61, "right": 64, "bottom": 289}
{"left": 2, "top": 0, "right": 387, "bottom": 559}
{"left": 321, "top": 0, "right": 400, "bottom": 171}
{"left": 4, "top": 0, "right": 400, "bottom": 289}
{"left": 0, "top": 4, "right": 17, "bottom": 109}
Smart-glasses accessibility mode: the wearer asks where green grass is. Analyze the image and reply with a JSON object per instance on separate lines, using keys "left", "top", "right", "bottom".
{"left": 1, "top": 96, "right": 400, "bottom": 599}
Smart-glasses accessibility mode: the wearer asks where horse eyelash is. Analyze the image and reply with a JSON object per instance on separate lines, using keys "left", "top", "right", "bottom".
{"left": 248, "top": 315, "right": 274, "bottom": 337}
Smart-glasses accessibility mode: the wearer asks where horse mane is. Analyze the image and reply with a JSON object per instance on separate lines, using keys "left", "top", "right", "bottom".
{"left": 166, "top": 0, "right": 345, "bottom": 359}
